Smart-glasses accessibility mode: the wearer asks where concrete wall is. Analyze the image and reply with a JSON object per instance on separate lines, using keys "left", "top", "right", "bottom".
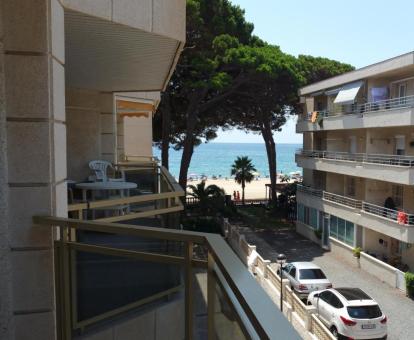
{"left": 296, "top": 221, "right": 321, "bottom": 246}
{"left": 329, "top": 238, "right": 398, "bottom": 290}
{"left": 62, "top": 0, "right": 186, "bottom": 43}
{"left": 1, "top": 0, "right": 67, "bottom": 338}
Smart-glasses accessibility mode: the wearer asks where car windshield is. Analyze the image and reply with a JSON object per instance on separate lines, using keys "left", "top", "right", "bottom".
{"left": 299, "top": 269, "right": 326, "bottom": 280}
{"left": 347, "top": 305, "right": 382, "bottom": 319}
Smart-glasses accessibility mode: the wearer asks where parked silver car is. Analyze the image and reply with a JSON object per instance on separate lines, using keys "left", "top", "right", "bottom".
{"left": 280, "top": 262, "right": 332, "bottom": 298}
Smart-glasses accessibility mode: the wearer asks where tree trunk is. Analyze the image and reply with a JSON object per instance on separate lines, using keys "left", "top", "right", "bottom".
{"left": 261, "top": 122, "right": 277, "bottom": 203}
{"left": 242, "top": 180, "right": 245, "bottom": 205}
{"left": 161, "top": 94, "right": 171, "bottom": 169}
{"left": 178, "top": 133, "right": 195, "bottom": 192}
{"left": 178, "top": 91, "right": 203, "bottom": 191}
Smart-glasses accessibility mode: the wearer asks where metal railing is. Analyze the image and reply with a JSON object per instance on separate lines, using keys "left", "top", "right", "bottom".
{"left": 34, "top": 216, "right": 300, "bottom": 340}
{"left": 302, "top": 95, "right": 414, "bottom": 121}
{"left": 68, "top": 163, "right": 185, "bottom": 223}
{"left": 297, "top": 149, "right": 414, "bottom": 167}
{"left": 297, "top": 184, "right": 414, "bottom": 225}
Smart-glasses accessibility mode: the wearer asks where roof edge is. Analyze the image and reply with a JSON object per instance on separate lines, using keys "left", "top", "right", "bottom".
{"left": 300, "top": 51, "right": 414, "bottom": 96}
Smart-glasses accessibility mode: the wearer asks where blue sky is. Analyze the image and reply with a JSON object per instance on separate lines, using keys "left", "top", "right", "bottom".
{"left": 213, "top": 0, "right": 414, "bottom": 144}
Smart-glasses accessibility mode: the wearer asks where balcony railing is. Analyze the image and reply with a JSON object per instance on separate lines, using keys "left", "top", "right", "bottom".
{"left": 297, "top": 149, "right": 414, "bottom": 167}
{"left": 302, "top": 95, "right": 414, "bottom": 121}
{"left": 34, "top": 216, "right": 300, "bottom": 340}
{"left": 297, "top": 184, "right": 414, "bottom": 226}
{"left": 68, "top": 163, "right": 185, "bottom": 223}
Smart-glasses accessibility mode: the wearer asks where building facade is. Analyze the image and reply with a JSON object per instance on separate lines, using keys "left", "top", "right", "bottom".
{"left": 296, "top": 52, "right": 414, "bottom": 271}
{"left": 0, "top": 2, "right": 299, "bottom": 339}
{"left": 0, "top": 1, "right": 185, "bottom": 338}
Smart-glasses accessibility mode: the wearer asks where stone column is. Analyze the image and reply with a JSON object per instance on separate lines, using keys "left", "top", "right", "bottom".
{"left": 2, "top": 0, "right": 66, "bottom": 338}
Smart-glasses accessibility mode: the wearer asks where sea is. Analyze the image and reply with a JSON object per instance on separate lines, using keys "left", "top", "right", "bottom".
{"left": 153, "top": 143, "right": 302, "bottom": 178}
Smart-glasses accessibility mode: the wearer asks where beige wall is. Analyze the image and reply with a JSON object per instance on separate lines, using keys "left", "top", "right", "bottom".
{"left": 66, "top": 88, "right": 103, "bottom": 181}
{"left": 326, "top": 173, "right": 344, "bottom": 194}
{"left": 0, "top": 0, "right": 67, "bottom": 338}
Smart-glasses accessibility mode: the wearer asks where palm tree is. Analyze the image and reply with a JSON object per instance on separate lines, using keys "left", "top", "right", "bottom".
{"left": 231, "top": 156, "right": 256, "bottom": 205}
{"left": 187, "top": 181, "right": 225, "bottom": 214}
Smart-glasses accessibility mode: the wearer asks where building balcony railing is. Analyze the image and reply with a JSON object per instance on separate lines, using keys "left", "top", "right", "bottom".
{"left": 34, "top": 216, "right": 300, "bottom": 340}
{"left": 302, "top": 95, "right": 414, "bottom": 121}
{"left": 68, "top": 162, "right": 184, "bottom": 223}
{"left": 297, "top": 184, "right": 414, "bottom": 225}
{"left": 297, "top": 149, "right": 414, "bottom": 167}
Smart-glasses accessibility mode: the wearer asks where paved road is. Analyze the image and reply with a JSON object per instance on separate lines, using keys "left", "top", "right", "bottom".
{"left": 239, "top": 227, "right": 414, "bottom": 340}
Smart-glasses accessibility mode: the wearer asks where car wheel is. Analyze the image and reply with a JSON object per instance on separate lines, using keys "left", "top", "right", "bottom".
{"left": 330, "top": 326, "right": 339, "bottom": 339}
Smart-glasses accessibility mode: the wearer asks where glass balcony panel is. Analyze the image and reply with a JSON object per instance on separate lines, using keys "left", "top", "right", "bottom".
{"left": 71, "top": 248, "right": 182, "bottom": 329}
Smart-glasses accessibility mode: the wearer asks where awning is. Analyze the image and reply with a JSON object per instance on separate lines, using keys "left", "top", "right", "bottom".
{"left": 334, "top": 81, "right": 363, "bottom": 105}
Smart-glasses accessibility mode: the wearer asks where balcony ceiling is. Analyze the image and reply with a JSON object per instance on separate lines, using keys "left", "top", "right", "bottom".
{"left": 64, "top": 10, "right": 180, "bottom": 92}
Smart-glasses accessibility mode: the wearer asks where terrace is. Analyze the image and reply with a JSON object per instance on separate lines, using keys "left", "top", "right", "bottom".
{"left": 296, "top": 184, "right": 414, "bottom": 243}
{"left": 297, "top": 95, "right": 414, "bottom": 132}
{"left": 296, "top": 149, "right": 414, "bottom": 185}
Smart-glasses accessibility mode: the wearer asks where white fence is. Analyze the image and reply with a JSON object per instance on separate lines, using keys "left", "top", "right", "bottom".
{"left": 329, "top": 237, "right": 407, "bottom": 293}
{"left": 221, "top": 218, "right": 336, "bottom": 340}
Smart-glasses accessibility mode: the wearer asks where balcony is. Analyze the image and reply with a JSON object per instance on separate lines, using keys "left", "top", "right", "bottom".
{"left": 68, "top": 160, "right": 185, "bottom": 223}
{"left": 297, "top": 95, "right": 414, "bottom": 132}
{"left": 296, "top": 185, "right": 414, "bottom": 243}
{"left": 34, "top": 216, "right": 300, "bottom": 340}
{"left": 296, "top": 149, "right": 414, "bottom": 185}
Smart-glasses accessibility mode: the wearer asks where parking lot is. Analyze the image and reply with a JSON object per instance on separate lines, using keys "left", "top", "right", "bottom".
{"left": 239, "top": 227, "right": 414, "bottom": 340}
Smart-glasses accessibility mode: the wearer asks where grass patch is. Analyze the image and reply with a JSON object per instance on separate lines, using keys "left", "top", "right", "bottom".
{"left": 237, "top": 206, "right": 294, "bottom": 230}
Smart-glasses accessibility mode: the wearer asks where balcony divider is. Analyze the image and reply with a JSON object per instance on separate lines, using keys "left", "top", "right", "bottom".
{"left": 34, "top": 216, "right": 300, "bottom": 340}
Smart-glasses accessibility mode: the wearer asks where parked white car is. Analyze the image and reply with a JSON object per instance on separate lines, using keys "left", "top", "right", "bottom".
{"left": 307, "top": 288, "right": 387, "bottom": 339}
{"left": 280, "top": 262, "right": 332, "bottom": 298}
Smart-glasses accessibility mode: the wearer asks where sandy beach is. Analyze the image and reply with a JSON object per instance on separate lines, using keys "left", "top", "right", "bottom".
{"left": 187, "top": 178, "right": 273, "bottom": 199}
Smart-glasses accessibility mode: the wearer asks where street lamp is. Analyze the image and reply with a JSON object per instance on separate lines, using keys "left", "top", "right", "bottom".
{"left": 276, "top": 253, "right": 287, "bottom": 312}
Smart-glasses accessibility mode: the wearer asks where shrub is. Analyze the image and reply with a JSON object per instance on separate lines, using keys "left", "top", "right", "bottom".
{"left": 405, "top": 272, "right": 414, "bottom": 298}
{"left": 352, "top": 247, "right": 362, "bottom": 258}
{"left": 314, "top": 228, "right": 322, "bottom": 239}
{"left": 182, "top": 217, "right": 222, "bottom": 234}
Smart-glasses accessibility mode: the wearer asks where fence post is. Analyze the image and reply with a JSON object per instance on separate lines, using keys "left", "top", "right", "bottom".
{"left": 305, "top": 306, "right": 316, "bottom": 331}
{"left": 263, "top": 260, "right": 271, "bottom": 278}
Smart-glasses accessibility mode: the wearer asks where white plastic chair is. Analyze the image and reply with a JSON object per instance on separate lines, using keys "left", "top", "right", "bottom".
{"left": 88, "top": 160, "right": 124, "bottom": 182}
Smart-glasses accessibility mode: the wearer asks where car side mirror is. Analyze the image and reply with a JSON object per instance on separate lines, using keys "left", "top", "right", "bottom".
{"left": 314, "top": 293, "right": 319, "bottom": 298}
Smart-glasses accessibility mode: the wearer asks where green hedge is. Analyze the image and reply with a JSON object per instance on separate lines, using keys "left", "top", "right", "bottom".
{"left": 405, "top": 272, "right": 414, "bottom": 298}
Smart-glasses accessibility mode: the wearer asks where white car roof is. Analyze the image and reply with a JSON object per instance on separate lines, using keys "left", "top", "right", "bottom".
{"left": 290, "top": 262, "right": 322, "bottom": 269}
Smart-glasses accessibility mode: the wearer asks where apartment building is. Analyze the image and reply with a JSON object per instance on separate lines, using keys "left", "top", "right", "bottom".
{"left": 296, "top": 52, "right": 414, "bottom": 272}
{"left": 0, "top": 1, "right": 298, "bottom": 339}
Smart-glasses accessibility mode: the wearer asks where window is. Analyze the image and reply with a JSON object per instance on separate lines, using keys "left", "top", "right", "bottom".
{"left": 392, "top": 185, "right": 403, "bottom": 207}
{"left": 398, "top": 83, "right": 407, "bottom": 104}
{"left": 330, "top": 216, "right": 338, "bottom": 238}
{"left": 345, "top": 221, "right": 354, "bottom": 245}
{"left": 337, "top": 218, "right": 346, "bottom": 242}
{"left": 310, "top": 208, "right": 318, "bottom": 229}
{"left": 299, "top": 269, "right": 326, "bottom": 280}
{"left": 319, "top": 291, "right": 333, "bottom": 303}
{"left": 347, "top": 305, "right": 382, "bottom": 319}
{"left": 289, "top": 266, "right": 297, "bottom": 278}
{"left": 297, "top": 203, "right": 305, "bottom": 223}
{"left": 347, "top": 177, "right": 356, "bottom": 197}
{"left": 330, "top": 215, "right": 354, "bottom": 246}
{"left": 329, "top": 294, "right": 344, "bottom": 309}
